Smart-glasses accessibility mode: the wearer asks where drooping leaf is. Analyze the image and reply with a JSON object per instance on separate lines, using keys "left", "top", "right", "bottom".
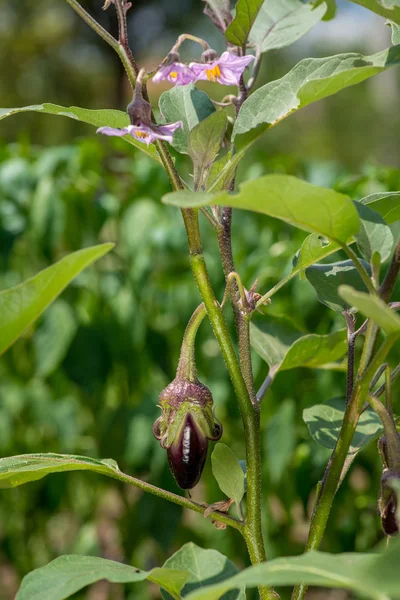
{"left": 184, "top": 538, "right": 400, "bottom": 600}
{"left": 306, "top": 259, "right": 370, "bottom": 313}
{"left": 251, "top": 322, "right": 347, "bottom": 377}
{"left": 233, "top": 46, "right": 400, "bottom": 146}
{"left": 163, "top": 175, "right": 360, "bottom": 244}
{"left": 211, "top": 443, "right": 245, "bottom": 508}
{"left": 226, "top": 0, "right": 264, "bottom": 46}
{"left": 0, "top": 244, "right": 114, "bottom": 356}
{"left": 303, "top": 397, "right": 383, "bottom": 455}
{"left": 354, "top": 202, "right": 393, "bottom": 263}
{"left": 202, "top": 0, "right": 232, "bottom": 33}
{"left": 16, "top": 555, "right": 189, "bottom": 600}
{"left": 0, "top": 104, "right": 160, "bottom": 162}
{"left": 360, "top": 191, "right": 400, "bottom": 224}
{"left": 348, "top": 0, "right": 400, "bottom": 25}
{"left": 159, "top": 85, "right": 215, "bottom": 154}
{"left": 161, "top": 543, "right": 244, "bottom": 600}
{"left": 34, "top": 300, "right": 77, "bottom": 377}
{"left": 188, "top": 111, "right": 228, "bottom": 190}
{"left": 249, "top": 0, "right": 326, "bottom": 53}
{"left": 339, "top": 286, "right": 400, "bottom": 334}
{"left": 266, "top": 399, "right": 296, "bottom": 484}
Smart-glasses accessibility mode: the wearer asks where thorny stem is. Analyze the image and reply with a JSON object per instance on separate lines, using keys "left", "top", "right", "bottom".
{"left": 291, "top": 334, "right": 398, "bottom": 600}
{"left": 176, "top": 303, "right": 206, "bottom": 381}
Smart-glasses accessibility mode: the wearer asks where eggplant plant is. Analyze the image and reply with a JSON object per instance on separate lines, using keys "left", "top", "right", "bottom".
{"left": 1, "top": 1, "right": 400, "bottom": 599}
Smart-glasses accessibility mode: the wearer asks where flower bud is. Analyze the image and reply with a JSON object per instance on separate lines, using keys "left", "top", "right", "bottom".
{"left": 153, "top": 378, "right": 222, "bottom": 489}
{"left": 201, "top": 48, "right": 219, "bottom": 63}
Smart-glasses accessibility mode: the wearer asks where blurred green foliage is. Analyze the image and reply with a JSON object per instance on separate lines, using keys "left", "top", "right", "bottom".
{"left": 1, "top": 0, "right": 400, "bottom": 599}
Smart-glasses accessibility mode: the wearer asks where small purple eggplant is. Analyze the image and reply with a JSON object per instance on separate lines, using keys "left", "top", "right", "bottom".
{"left": 379, "top": 469, "right": 400, "bottom": 536}
{"left": 153, "top": 378, "right": 222, "bottom": 489}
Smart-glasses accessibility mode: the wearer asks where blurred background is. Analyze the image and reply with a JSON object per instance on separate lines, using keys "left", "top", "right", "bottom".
{"left": 0, "top": 1, "right": 400, "bottom": 599}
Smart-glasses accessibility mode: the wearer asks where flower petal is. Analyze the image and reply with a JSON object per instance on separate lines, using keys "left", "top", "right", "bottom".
{"left": 97, "top": 126, "right": 130, "bottom": 137}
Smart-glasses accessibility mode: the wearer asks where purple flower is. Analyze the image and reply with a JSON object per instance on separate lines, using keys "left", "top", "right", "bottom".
{"left": 97, "top": 121, "right": 183, "bottom": 146}
{"left": 153, "top": 63, "right": 196, "bottom": 86}
{"left": 189, "top": 51, "right": 255, "bottom": 85}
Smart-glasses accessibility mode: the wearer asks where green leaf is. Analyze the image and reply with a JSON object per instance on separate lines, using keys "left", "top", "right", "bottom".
{"left": 306, "top": 259, "right": 370, "bottom": 313}
{"left": 360, "top": 191, "right": 400, "bottom": 224}
{"left": 249, "top": 0, "right": 326, "bottom": 53}
{"left": 159, "top": 85, "right": 215, "bottom": 154}
{"left": 391, "top": 22, "right": 400, "bottom": 43}
{"left": 188, "top": 111, "right": 228, "bottom": 190}
{"left": 339, "top": 286, "right": 400, "bottom": 334}
{"left": 0, "top": 453, "right": 122, "bottom": 488}
{"left": 206, "top": 152, "right": 233, "bottom": 191}
{"left": 233, "top": 46, "right": 400, "bottom": 145}
{"left": 211, "top": 443, "right": 245, "bottom": 508}
{"left": 266, "top": 399, "right": 296, "bottom": 484}
{"left": 184, "top": 538, "right": 400, "bottom": 600}
{"left": 303, "top": 398, "right": 383, "bottom": 455}
{"left": 0, "top": 104, "right": 160, "bottom": 163}
{"left": 251, "top": 321, "right": 347, "bottom": 375}
{"left": 161, "top": 543, "right": 244, "bottom": 600}
{"left": 226, "top": 0, "right": 264, "bottom": 46}
{"left": 0, "top": 244, "right": 113, "bottom": 356}
{"left": 354, "top": 202, "right": 393, "bottom": 263}
{"left": 34, "top": 300, "right": 77, "bottom": 377}
{"left": 348, "top": 0, "right": 400, "bottom": 25}
{"left": 16, "top": 555, "right": 189, "bottom": 600}
{"left": 315, "top": 0, "right": 337, "bottom": 20}
{"left": 163, "top": 175, "right": 360, "bottom": 244}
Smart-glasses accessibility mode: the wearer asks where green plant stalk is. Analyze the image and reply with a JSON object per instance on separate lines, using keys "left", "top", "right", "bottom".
{"left": 291, "top": 333, "right": 398, "bottom": 600}
{"left": 341, "top": 244, "right": 376, "bottom": 295}
{"left": 177, "top": 303, "right": 206, "bottom": 381}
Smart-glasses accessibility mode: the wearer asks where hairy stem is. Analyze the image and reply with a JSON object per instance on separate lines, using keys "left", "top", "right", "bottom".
{"left": 291, "top": 334, "right": 398, "bottom": 600}
{"left": 176, "top": 303, "right": 206, "bottom": 381}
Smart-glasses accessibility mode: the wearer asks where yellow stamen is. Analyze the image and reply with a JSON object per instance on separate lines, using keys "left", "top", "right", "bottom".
{"left": 206, "top": 64, "right": 221, "bottom": 82}
{"left": 135, "top": 131, "right": 149, "bottom": 139}
{"left": 169, "top": 71, "right": 178, "bottom": 80}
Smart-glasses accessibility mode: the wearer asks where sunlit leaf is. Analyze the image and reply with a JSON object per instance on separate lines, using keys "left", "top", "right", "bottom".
{"left": 0, "top": 104, "right": 160, "bottom": 162}
{"left": 233, "top": 46, "right": 400, "bottom": 146}
{"left": 226, "top": 0, "right": 264, "bottom": 46}
{"left": 211, "top": 443, "right": 245, "bottom": 508}
{"left": 354, "top": 203, "right": 393, "bottom": 263}
{"left": 189, "top": 111, "right": 228, "bottom": 190}
{"left": 0, "top": 244, "right": 114, "bottom": 356}
{"left": 348, "top": 0, "right": 400, "bottom": 25}
{"left": 163, "top": 175, "right": 360, "bottom": 244}
{"left": 185, "top": 538, "right": 400, "bottom": 600}
{"left": 16, "top": 555, "right": 189, "bottom": 600}
{"left": 159, "top": 85, "right": 215, "bottom": 154}
{"left": 249, "top": 0, "right": 326, "bottom": 52}
{"left": 360, "top": 191, "right": 400, "bottom": 224}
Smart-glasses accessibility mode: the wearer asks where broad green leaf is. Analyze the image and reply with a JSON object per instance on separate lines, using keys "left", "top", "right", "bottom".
{"left": 361, "top": 191, "right": 400, "bottom": 224}
{"left": 392, "top": 22, "right": 400, "bottom": 43}
{"left": 211, "top": 443, "right": 245, "bottom": 508}
{"left": 354, "top": 203, "right": 393, "bottom": 263}
{"left": 163, "top": 175, "right": 360, "bottom": 244}
{"left": 159, "top": 85, "right": 215, "bottom": 154}
{"left": 226, "top": 0, "right": 264, "bottom": 46}
{"left": 339, "top": 286, "right": 400, "bottom": 334}
{"left": 0, "top": 453, "right": 122, "bottom": 488}
{"left": 250, "top": 317, "right": 301, "bottom": 367}
{"left": 266, "top": 399, "right": 295, "bottom": 484}
{"left": 16, "top": 555, "right": 189, "bottom": 600}
{"left": 251, "top": 322, "right": 347, "bottom": 376}
{"left": 348, "top": 0, "right": 400, "bottom": 25}
{"left": 0, "top": 104, "right": 160, "bottom": 163}
{"left": 303, "top": 398, "right": 383, "bottom": 455}
{"left": 34, "top": 300, "right": 77, "bottom": 377}
{"left": 249, "top": 0, "right": 326, "bottom": 53}
{"left": 233, "top": 46, "right": 400, "bottom": 146}
{"left": 162, "top": 543, "right": 244, "bottom": 600}
{"left": 188, "top": 111, "right": 228, "bottom": 190}
{"left": 185, "top": 538, "right": 400, "bottom": 600}
{"left": 0, "top": 244, "right": 113, "bottom": 356}
{"left": 202, "top": 0, "right": 232, "bottom": 32}
{"left": 206, "top": 152, "right": 233, "bottom": 191}
{"left": 306, "top": 259, "right": 370, "bottom": 313}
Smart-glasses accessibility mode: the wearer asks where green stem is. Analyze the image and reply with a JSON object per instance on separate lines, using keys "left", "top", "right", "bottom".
{"left": 291, "top": 334, "right": 398, "bottom": 600}
{"left": 367, "top": 394, "right": 400, "bottom": 470}
{"left": 341, "top": 244, "right": 376, "bottom": 295}
{"left": 177, "top": 303, "right": 206, "bottom": 381}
